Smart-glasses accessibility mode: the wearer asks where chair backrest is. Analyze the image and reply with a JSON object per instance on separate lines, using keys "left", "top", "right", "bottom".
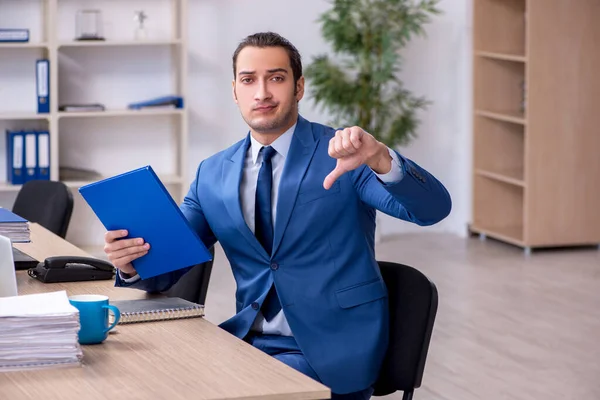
{"left": 164, "top": 246, "right": 215, "bottom": 305}
{"left": 12, "top": 180, "right": 74, "bottom": 239}
{"left": 372, "top": 261, "right": 438, "bottom": 397}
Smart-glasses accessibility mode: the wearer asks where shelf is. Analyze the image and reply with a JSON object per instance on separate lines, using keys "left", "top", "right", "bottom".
{"left": 474, "top": 114, "right": 525, "bottom": 186}
{"left": 472, "top": 0, "right": 600, "bottom": 250}
{"left": 474, "top": 56, "right": 526, "bottom": 120}
{"left": 0, "top": 182, "right": 22, "bottom": 192}
{"left": 58, "top": 39, "right": 181, "bottom": 48}
{"left": 474, "top": 0, "right": 526, "bottom": 56}
{"left": 0, "top": 42, "right": 48, "bottom": 49}
{"left": 473, "top": 175, "right": 524, "bottom": 244}
{"left": 475, "top": 110, "right": 526, "bottom": 125}
{"left": 475, "top": 169, "right": 524, "bottom": 187}
{"left": 0, "top": 175, "right": 184, "bottom": 193}
{"left": 475, "top": 51, "right": 526, "bottom": 63}
{"left": 469, "top": 224, "right": 524, "bottom": 246}
{"left": 58, "top": 109, "right": 184, "bottom": 119}
{"left": 64, "top": 175, "right": 183, "bottom": 188}
{"left": 0, "top": 112, "right": 50, "bottom": 121}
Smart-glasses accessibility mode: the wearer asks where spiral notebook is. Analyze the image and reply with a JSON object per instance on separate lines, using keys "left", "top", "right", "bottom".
{"left": 109, "top": 297, "right": 205, "bottom": 324}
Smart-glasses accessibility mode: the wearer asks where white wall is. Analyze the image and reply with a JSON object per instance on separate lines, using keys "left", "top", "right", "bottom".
{"left": 185, "top": 0, "right": 335, "bottom": 172}
{"left": 186, "top": 0, "right": 473, "bottom": 239}
{"left": 0, "top": 0, "right": 473, "bottom": 247}
{"left": 381, "top": 0, "right": 473, "bottom": 237}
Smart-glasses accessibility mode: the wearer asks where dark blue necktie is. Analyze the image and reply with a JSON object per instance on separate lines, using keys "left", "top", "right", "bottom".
{"left": 255, "top": 146, "right": 281, "bottom": 321}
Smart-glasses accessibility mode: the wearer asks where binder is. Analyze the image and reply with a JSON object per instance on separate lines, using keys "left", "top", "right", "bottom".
{"left": 36, "top": 60, "right": 49, "bottom": 114}
{"left": 36, "top": 131, "right": 50, "bottom": 180}
{"left": 0, "top": 29, "right": 29, "bottom": 43}
{"left": 24, "top": 132, "right": 37, "bottom": 182}
{"left": 78, "top": 166, "right": 212, "bottom": 280}
{"left": 127, "top": 95, "right": 183, "bottom": 110}
{"left": 6, "top": 131, "right": 25, "bottom": 185}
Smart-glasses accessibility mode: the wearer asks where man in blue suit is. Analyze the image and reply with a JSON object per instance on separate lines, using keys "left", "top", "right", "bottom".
{"left": 104, "top": 32, "right": 451, "bottom": 399}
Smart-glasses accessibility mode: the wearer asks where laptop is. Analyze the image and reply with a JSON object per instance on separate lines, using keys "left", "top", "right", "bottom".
{"left": 0, "top": 235, "right": 18, "bottom": 297}
{"left": 13, "top": 247, "right": 38, "bottom": 270}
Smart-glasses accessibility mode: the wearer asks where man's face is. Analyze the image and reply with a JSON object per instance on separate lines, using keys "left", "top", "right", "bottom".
{"left": 232, "top": 46, "right": 304, "bottom": 135}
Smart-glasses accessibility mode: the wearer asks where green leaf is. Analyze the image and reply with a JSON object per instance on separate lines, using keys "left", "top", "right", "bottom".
{"left": 305, "top": 0, "right": 441, "bottom": 147}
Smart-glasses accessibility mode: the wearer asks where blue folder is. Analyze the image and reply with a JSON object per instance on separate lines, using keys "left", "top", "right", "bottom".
{"left": 0, "top": 207, "right": 27, "bottom": 223}
{"left": 79, "top": 166, "right": 212, "bottom": 280}
{"left": 6, "top": 130, "right": 25, "bottom": 185}
{"left": 36, "top": 59, "right": 50, "bottom": 114}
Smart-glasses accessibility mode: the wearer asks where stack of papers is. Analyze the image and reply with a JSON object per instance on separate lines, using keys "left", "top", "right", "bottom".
{"left": 0, "top": 291, "right": 83, "bottom": 371}
{"left": 0, "top": 208, "right": 30, "bottom": 243}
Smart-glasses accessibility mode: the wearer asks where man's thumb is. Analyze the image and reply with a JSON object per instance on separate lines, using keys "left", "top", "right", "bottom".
{"left": 323, "top": 165, "right": 345, "bottom": 190}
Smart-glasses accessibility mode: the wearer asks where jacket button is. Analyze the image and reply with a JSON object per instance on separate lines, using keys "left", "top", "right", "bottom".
{"left": 270, "top": 262, "right": 279, "bottom": 270}
{"left": 251, "top": 302, "right": 259, "bottom": 310}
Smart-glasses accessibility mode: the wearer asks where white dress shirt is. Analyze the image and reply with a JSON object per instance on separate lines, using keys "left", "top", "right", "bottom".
{"left": 243, "top": 124, "right": 295, "bottom": 335}
{"left": 120, "top": 123, "right": 405, "bottom": 337}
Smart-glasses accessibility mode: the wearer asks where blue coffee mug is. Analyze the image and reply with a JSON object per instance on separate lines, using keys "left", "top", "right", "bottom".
{"left": 69, "top": 294, "right": 121, "bottom": 345}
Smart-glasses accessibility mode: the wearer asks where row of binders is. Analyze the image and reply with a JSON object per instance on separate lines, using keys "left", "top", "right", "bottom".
{"left": 6, "top": 130, "right": 50, "bottom": 185}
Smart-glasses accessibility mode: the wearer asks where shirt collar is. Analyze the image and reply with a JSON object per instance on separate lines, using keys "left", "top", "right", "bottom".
{"left": 250, "top": 122, "right": 296, "bottom": 165}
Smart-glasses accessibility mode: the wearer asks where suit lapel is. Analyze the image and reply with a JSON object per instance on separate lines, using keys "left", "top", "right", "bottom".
{"left": 272, "top": 116, "right": 319, "bottom": 256}
{"left": 222, "top": 135, "right": 270, "bottom": 260}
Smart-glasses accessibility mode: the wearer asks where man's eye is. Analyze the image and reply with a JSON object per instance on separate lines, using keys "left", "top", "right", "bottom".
{"left": 272, "top": 76, "right": 283, "bottom": 82}
{"left": 241, "top": 78, "right": 252, "bottom": 83}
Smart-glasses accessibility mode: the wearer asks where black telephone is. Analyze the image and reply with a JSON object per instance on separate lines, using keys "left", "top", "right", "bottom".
{"left": 28, "top": 256, "right": 116, "bottom": 283}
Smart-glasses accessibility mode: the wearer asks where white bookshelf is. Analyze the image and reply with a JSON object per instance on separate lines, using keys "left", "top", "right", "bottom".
{"left": 0, "top": 174, "right": 183, "bottom": 193}
{"left": 0, "top": 0, "right": 189, "bottom": 203}
{"left": 0, "top": 113, "right": 50, "bottom": 121}
{"left": 0, "top": 42, "right": 49, "bottom": 49}
{"left": 58, "top": 39, "right": 181, "bottom": 48}
{"left": 58, "top": 108, "right": 184, "bottom": 119}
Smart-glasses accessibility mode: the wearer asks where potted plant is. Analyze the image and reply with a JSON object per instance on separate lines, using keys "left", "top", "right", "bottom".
{"left": 305, "top": 0, "right": 440, "bottom": 148}
{"left": 305, "top": 0, "right": 440, "bottom": 242}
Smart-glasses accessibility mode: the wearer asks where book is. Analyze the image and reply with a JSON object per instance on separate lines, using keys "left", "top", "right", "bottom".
{"left": 127, "top": 95, "right": 183, "bottom": 110}
{"left": 59, "top": 103, "right": 105, "bottom": 112}
{"left": 0, "top": 29, "right": 29, "bottom": 43}
{"left": 78, "top": 165, "right": 212, "bottom": 280}
{"left": 109, "top": 297, "right": 204, "bottom": 324}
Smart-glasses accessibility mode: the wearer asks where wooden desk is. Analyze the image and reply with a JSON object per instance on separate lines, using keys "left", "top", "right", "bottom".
{"left": 14, "top": 222, "right": 94, "bottom": 261}
{"left": 1, "top": 227, "right": 330, "bottom": 400}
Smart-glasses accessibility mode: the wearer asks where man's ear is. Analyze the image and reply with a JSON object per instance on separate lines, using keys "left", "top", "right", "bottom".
{"left": 232, "top": 80, "right": 238, "bottom": 103}
{"left": 295, "top": 76, "right": 305, "bottom": 101}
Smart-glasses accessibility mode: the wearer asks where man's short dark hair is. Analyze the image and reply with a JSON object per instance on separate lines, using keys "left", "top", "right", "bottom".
{"left": 232, "top": 32, "right": 303, "bottom": 85}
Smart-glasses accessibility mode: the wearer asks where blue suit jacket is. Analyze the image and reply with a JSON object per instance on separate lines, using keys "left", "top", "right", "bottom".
{"left": 116, "top": 115, "right": 451, "bottom": 394}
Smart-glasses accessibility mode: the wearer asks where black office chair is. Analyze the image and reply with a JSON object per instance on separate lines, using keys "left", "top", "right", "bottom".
{"left": 372, "top": 261, "right": 439, "bottom": 400}
{"left": 164, "top": 246, "right": 215, "bottom": 305}
{"left": 12, "top": 180, "right": 74, "bottom": 238}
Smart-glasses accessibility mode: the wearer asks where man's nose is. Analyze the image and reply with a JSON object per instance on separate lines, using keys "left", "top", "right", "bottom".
{"left": 254, "top": 81, "right": 272, "bottom": 101}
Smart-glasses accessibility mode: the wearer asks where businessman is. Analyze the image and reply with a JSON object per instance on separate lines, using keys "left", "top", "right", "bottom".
{"left": 104, "top": 32, "right": 451, "bottom": 399}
